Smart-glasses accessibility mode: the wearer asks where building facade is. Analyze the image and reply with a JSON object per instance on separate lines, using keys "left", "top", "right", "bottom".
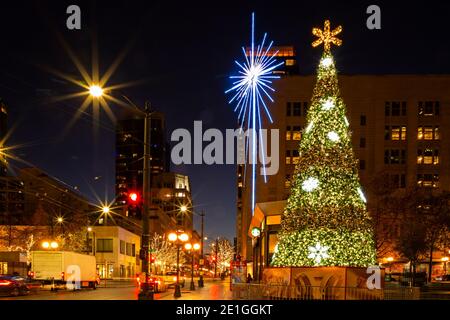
{"left": 89, "top": 225, "right": 141, "bottom": 279}
{"left": 237, "top": 74, "right": 450, "bottom": 265}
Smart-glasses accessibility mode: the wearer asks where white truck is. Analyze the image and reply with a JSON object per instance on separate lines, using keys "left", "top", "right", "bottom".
{"left": 30, "top": 251, "right": 99, "bottom": 289}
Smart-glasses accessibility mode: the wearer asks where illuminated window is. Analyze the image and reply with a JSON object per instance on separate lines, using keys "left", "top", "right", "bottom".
{"left": 417, "top": 149, "right": 439, "bottom": 165}
{"left": 285, "top": 150, "right": 291, "bottom": 164}
{"left": 285, "top": 175, "right": 291, "bottom": 188}
{"left": 417, "top": 174, "right": 439, "bottom": 188}
{"left": 286, "top": 59, "right": 295, "bottom": 66}
{"left": 385, "top": 126, "right": 406, "bottom": 140}
{"left": 286, "top": 126, "right": 291, "bottom": 140}
{"left": 292, "top": 126, "right": 301, "bottom": 140}
{"left": 292, "top": 150, "right": 300, "bottom": 164}
{"left": 0, "top": 262, "right": 7, "bottom": 275}
{"left": 418, "top": 126, "right": 439, "bottom": 140}
{"left": 266, "top": 215, "right": 281, "bottom": 225}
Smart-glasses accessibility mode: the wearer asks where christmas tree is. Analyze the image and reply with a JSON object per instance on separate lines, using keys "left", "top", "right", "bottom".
{"left": 271, "top": 20, "right": 377, "bottom": 267}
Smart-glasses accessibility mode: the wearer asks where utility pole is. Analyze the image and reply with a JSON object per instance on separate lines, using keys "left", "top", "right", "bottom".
{"left": 199, "top": 211, "right": 205, "bottom": 287}
{"left": 138, "top": 101, "right": 153, "bottom": 300}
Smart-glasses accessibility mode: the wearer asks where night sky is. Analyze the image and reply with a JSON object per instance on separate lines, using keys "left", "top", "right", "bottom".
{"left": 1, "top": 1, "right": 450, "bottom": 242}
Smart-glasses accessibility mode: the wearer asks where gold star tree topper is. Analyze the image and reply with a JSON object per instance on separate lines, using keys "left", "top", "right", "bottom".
{"left": 312, "top": 20, "right": 343, "bottom": 52}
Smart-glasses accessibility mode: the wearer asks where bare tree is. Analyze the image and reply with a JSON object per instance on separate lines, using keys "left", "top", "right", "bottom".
{"left": 150, "top": 233, "right": 185, "bottom": 273}
{"left": 209, "top": 238, "right": 234, "bottom": 273}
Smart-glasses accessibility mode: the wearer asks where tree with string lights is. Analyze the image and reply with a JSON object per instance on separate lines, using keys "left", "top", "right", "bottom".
{"left": 271, "top": 20, "right": 377, "bottom": 267}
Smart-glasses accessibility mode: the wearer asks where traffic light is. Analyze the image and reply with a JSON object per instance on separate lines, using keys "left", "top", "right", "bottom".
{"left": 127, "top": 191, "right": 142, "bottom": 218}
{"left": 128, "top": 191, "right": 140, "bottom": 204}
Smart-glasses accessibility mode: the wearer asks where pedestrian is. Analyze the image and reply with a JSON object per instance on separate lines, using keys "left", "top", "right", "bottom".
{"left": 246, "top": 273, "right": 253, "bottom": 283}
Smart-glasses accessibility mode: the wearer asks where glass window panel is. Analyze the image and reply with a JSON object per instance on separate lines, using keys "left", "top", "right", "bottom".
{"left": 391, "top": 127, "right": 400, "bottom": 140}
{"left": 424, "top": 127, "right": 433, "bottom": 140}
{"left": 391, "top": 102, "right": 400, "bottom": 116}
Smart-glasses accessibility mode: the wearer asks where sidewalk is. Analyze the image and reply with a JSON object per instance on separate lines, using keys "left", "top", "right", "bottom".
{"left": 161, "top": 279, "right": 232, "bottom": 300}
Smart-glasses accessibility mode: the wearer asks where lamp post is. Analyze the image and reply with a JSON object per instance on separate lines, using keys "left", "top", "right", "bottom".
{"left": 185, "top": 243, "right": 200, "bottom": 291}
{"left": 88, "top": 87, "right": 154, "bottom": 300}
{"left": 168, "top": 231, "right": 189, "bottom": 298}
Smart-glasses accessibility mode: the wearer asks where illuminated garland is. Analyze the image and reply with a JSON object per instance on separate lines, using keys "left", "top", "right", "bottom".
{"left": 271, "top": 20, "right": 377, "bottom": 267}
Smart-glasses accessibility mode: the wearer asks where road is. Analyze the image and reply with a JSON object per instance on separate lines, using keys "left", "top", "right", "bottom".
{"left": 0, "top": 279, "right": 232, "bottom": 300}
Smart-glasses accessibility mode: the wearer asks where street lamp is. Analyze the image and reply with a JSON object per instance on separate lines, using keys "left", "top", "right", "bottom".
{"left": 185, "top": 242, "right": 200, "bottom": 291}
{"left": 42, "top": 241, "right": 59, "bottom": 250}
{"left": 89, "top": 85, "right": 104, "bottom": 98}
{"left": 102, "top": 206, "right": 110, "bottom": 214}
{"left": 168, "top": 231, "right": 189, "bottom": 298}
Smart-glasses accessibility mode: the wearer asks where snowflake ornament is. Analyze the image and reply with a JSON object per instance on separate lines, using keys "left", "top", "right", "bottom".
{"left": 308, "top": 242, "right": 330, "bottom": 265}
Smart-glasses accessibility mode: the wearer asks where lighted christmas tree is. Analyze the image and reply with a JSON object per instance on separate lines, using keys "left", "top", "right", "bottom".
{"left": 271, "top": 20, "right": 377, "bottom": 267}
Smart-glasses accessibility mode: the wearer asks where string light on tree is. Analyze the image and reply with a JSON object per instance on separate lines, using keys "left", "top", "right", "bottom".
{"left": 271, "top": 20, "right": 376, "bottom": 267}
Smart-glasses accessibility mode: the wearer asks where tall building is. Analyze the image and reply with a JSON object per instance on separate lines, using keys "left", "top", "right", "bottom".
{"left": 115, "top": 111, "right": 169, "bottom": 212}
{"left": 151, "top": 172, "right": 193, "bottom": 233}
{"left": 237, "top": 74, "right": 450, "bottom": 262}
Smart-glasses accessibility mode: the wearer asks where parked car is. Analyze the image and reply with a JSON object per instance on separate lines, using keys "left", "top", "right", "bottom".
{"left": 163, "top": 271, "right": 186, "bottom": 288}
{"left": 137, "top": 275, "right": 167, "bottom": 293}
{"left": 0, "top": 276, "right": 30, "bottom": 297}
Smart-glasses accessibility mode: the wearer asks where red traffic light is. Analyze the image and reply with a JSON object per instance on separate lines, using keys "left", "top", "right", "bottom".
{"left": 128, "top": 192, "right": 139, "bottom": 203}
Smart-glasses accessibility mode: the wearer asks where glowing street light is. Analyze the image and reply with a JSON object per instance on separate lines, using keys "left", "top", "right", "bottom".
{"left": 386, "top": 257, "right": 394, "bottom": 262}
{"left": 50, "top": 241, "right": 59, "bottom": 249}
{"left": 102, "top": 206, "right": 110, "bottom": 214}
{"left": 167, "top": 231, "right": 189, "bottom": 297}
{"left": 180, "top": 205, "right": 188, "bottom": 213}
{"left": 56, "top": 217, "right": 63, "bottom": 224}
{"left": 184, "top": 242, "right": 201, "bottom": 291}
{"left": 42, "top": 241, "right": 50, "bottom": 249}
{"left": 89, "top": 85, "right": 104, "bottom": 98}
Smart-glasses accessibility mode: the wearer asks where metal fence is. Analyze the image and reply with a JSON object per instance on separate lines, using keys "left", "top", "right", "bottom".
{"left": 231, "top": 284, "right": 421, "bottom": 300}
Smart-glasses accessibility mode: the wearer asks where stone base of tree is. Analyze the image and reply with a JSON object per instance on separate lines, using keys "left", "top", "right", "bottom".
{"left": 262, "top": 266, "right": 385, "bottom": 300}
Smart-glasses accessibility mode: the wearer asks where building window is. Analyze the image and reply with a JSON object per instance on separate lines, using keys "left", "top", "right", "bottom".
{"left": 97, "top": 239, "right": 113, "bottom": 253}
{"left": 417, "top": 174, "right": 439, "bottom": 188}
{"left": 120, "top": 240, "right": 125, "bottom": 255}
{"left": 360, "top": 115, "right": 366, "bottom": 126}
{"left": 417, "top": 149, "right": 439, "bottom": 165}
{"left": 292, "top": 126, "right": 301, "bottom": 140}
{"left": 286, "top": 102, "right": 291, "bottom": 116}
{"left": 286, "top": 126, "right": 291, "bottom": 141}
{"left": 132, "top": 244, "right": 136, "bottom": 257}
{"left": 293, "top": 102, "right": 301, "bottom": 116}
{"left": 292, "top": 150, "right": 300, "bottom": 164}
{"left": 360, "top": 137, "right": 366, "bottom": 148}
{"left": 359, "top": 159, "right": 366, "bottom": 170}
{"left": 285, "top": 175, "right": 291, "bottom": 188}
{"left": 285, "top": 150, "right": 291, "bottom": 164}
{"left": 391, "top": 174, "right": 406, "bottom": 188}
{"left": 418, "top": 101, "right": 440, "bottom": 116}
{"left": 385, "top": 101, "right": 407, "bottom": 116}
{"left": 384, "top": 149, "right": 406, "bottom": 165}
{"left": 126, "top": 243, "right": 132, "bottom": 256}
{"left": 418, "top": 126, "right": 440, "bottom": 140}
